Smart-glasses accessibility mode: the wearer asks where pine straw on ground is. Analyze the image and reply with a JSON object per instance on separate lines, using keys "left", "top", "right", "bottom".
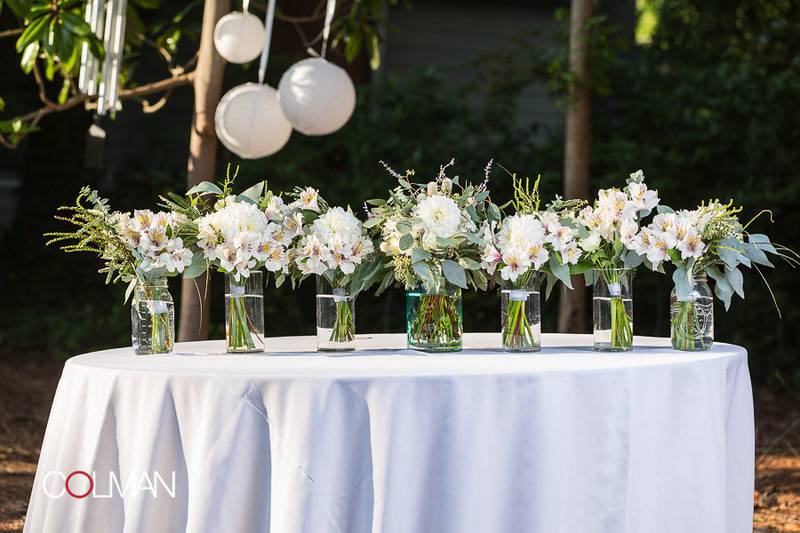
{"left": 0, "top": 357, "right": 798, "bottom": 532}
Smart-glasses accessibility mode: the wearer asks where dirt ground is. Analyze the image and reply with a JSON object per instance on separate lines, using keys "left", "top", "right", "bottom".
{"left": 0, "top": 357, "right": 798, "bottom": 532}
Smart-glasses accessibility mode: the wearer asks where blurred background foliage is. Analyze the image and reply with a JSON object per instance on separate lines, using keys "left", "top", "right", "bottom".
{"left": 0, "top": 0, "right": 797, "bottom": 387}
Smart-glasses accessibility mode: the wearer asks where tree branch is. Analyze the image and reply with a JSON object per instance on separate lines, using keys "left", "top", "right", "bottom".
{"left": 0, "top": 28, "right": 24, "bottom": 39}
{"left": 1, "top": 71, "right": 196, "bottom": 148}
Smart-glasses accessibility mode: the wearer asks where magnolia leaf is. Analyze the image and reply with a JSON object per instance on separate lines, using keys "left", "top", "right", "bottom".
{"left": 442, "top": 259, "right": 468, "bottom": 289}
{"left": 187, "top": 181, "right": 223, "bottom": 197}
{"left": 549, "top": 255, "right": 573, "bottom": 289}
{"left": 399, "top": 234, "right": 413, "bottom": 250}
{"left": 707, "top": 265, "right": 733, "bottom": 310}
{"left": 411, "top": 247, "right": 432, "bottom": 263}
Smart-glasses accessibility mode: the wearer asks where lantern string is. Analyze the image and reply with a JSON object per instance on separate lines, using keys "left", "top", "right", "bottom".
{"left": 257, "top": 0, "right": 277, "bottom": 84}
{"left": 320, "top": 0, "right": 336, "bottom": 59}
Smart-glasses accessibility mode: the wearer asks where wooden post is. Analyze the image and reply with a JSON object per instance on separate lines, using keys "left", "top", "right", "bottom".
{"left": 178, "top": 0, "right": 229, "bottom": 341}
{"left": 558, "top": 0, "right": 592, "bottom": 333}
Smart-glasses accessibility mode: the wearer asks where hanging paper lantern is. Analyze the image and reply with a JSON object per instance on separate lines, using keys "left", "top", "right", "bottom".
{"left": 277, "top": 58, "right": 356, "bottom": 136}
{"left": 213, "top": 11, "right": 265, "bottom": 64}
{"left": 215, "top": 83, "right": 292, "bottom": 159}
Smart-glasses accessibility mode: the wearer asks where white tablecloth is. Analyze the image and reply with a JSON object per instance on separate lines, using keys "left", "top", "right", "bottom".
{"left": 24, "top": 333, "right": 754, "bottom": 533}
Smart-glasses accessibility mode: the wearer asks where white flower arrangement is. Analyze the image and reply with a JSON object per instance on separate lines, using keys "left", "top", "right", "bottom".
{"left": 361, "top": 159, "right": 499, "bottom": 294}
{"left": 116, "top": 209, "right": 193, "bottom": 277}
{"left": 635, "top": 199, "right": 796, "bottom": 309}
{"left": 572, "top": 169, "right": 661, "bottom": 274}
{"left": 293, "top": 206, "right": 374, "bottom": 278}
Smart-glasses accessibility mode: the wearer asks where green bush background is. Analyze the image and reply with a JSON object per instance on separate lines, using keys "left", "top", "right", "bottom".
{"left": 1, "top": 0, "right": 797, "bottom": 386}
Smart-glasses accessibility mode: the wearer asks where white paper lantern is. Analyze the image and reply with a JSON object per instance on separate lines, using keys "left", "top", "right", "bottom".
{"left": 215, "top": 83, "right": 292, "bottom": 159}
{"left": 277, "top": 58, "right": 356, "bottom": 136}
{"left": 213, "top": 11, "right": 265, "bottom": 64}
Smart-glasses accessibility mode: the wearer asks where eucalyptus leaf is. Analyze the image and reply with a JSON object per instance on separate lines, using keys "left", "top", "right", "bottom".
{"left": 471, "top": 268, "right": 488, "bottom": 291}
{"left": 399, "top": 234, "right": 413, "bottom": 250}
{"left": 707, "top": 265, "right": 734, "bottom": 310}
{"left": 748, "top": 234, "right": 777, "bottom": 255}
{"left": 124, "top": 277, "right": 138, "bottom": 304}
{"left": 413, "top": 261, "right": 434, "bottom": 287}
{"left": 623, "top": 251, "right": 645, "bottom": 269}
{"left": 442, "top": 259, "right": 468, "bottom": 289}
{"left": 726, "top": 266, "right": 745, "bottom": 299}
{"left": 657, "top": 205, "right": 675, "bottom": 215}
{"left": 187, "top": 181, "right": 223, "bottom": 197}
{"left": 460, "top": 257, "right": 482, "bottom": 270}
{"left": 740, "top": 241, "right": 774, "bottom": 267}
{"left": 548, "top": 255, "right": 573, "bottom": 289}
{"left": 183, "top": 254, "right": 208, "bottom": 279}
{"left": 672, "top": 266, "right": 693, "bottom": 301}
{"left": 363, "top": 217, "right": 382, "bottom": 229}
{"left": 238, "top": 181, "right": 265, "bottom": 203}
{"left": 411, "top": 248, "right": 432, "bottom": 263}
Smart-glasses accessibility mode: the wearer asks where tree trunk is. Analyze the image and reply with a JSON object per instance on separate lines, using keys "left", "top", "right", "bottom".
{"left": 558, "top": 0, "right": 592, "bottom": 333}
{"left": 178, "top": 0, "right": 229, "bottom": 341}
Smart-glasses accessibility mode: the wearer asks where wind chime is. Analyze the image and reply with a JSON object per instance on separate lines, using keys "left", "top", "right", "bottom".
{"left": 77, "top": 0, "right": 128, "bottom": 115}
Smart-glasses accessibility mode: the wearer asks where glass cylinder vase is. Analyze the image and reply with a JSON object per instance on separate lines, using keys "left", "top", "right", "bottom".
{"left": 131, "top": 279, "right": 174, "bottom": 355}
{"left": 592, "top": 268, "right": 634, "bottom": 352}
{"left": 225, "top": 271, "right": 265, "bottom": 353}
{"left": 500, "top": 273, "right": 542, "bottom": 352}
{"left": 316, "top": 275, "right": 356, "bottom": 352}
{"left": 670, "top": 273, "right": 714, "bottom": 351}
{"left": 406, "top": 283, "right": 463, "bottom": 353}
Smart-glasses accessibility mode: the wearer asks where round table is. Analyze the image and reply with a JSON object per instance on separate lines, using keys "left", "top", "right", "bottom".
{"left": 24, "top": 333, "right": 754, "bottom": 533}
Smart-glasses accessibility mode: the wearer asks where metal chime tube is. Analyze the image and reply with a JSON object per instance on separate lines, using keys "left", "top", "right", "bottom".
{"left": 97, "top": 0, "right": 127, "bottom": 114}
{"left": 78, "top": 0, "right": 106, "bottom": 96}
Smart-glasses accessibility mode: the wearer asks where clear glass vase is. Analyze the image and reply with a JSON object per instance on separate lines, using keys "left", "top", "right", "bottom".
{"left": 316, "top": 275, "right": 355, "bottom": 352}
{"left": 131, "top": 279, "right": 174, "bottom": 355}
{"left": 592, "top": 268, "right": 634, "bottom": 352}
{"left": 670, "top": 273, "right": 714, "bottom": 351}
{"left": 225, "top": 271, "right": 265, "bottom": 353}
{"left": 406, "top": 283, "right": 463, "bottom": 352}
{"left": 500, "top": 273, "right": 542, "bottom": 352}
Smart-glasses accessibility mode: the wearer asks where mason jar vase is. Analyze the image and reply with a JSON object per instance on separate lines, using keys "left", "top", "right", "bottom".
{"left": 316, "top": 275, "right": 356, "bottom": 352}
{"left": 670, "top": 273, "right": 714, "bottom": 351}
{"left": 406, "top": 283, "right": 463, "bottom": 352}
{"left": 225, "top": 271, "right": 265, "bottom": 353}
{"left": 592, "top": 268, "right": 634, "bottom": 352}
{"left": 131, "top": 278, "right": 174, "bottom": 355}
